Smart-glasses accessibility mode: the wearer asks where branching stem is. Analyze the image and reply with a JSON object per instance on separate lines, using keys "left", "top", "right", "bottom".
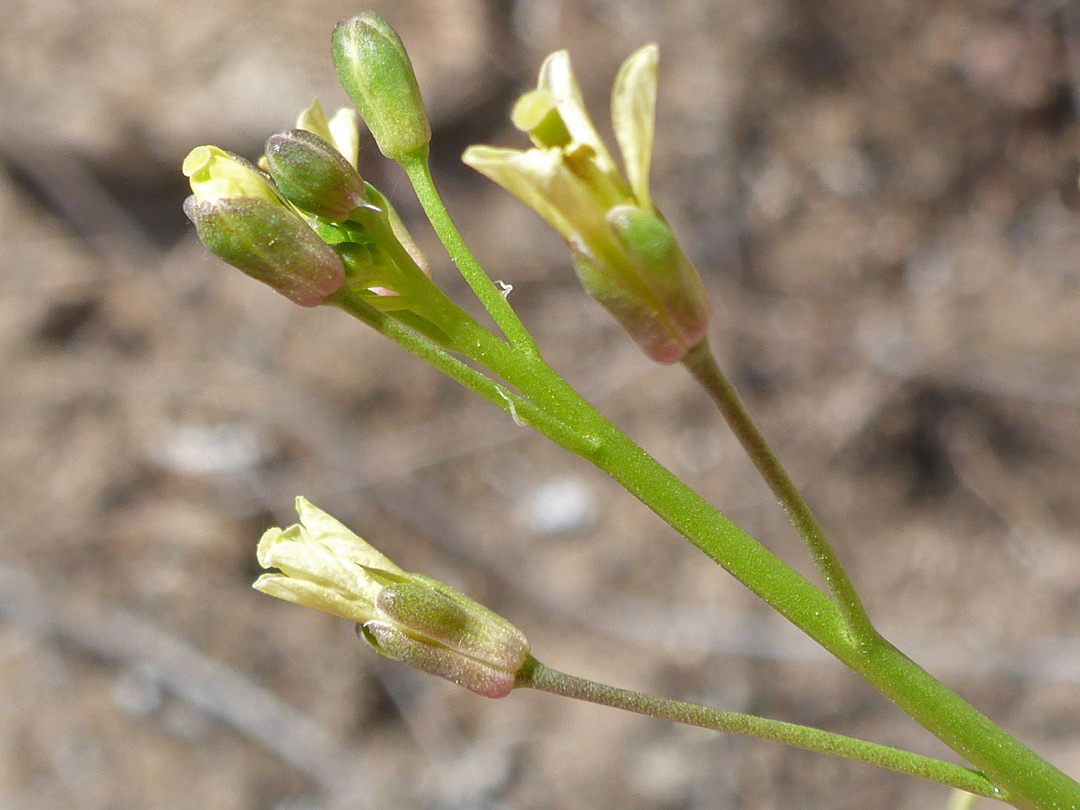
{"left": 681, "top": 340, "right": 874, "bottom": 639}
{"left": 399, "top": 148, "right": 539, "bottom": 353}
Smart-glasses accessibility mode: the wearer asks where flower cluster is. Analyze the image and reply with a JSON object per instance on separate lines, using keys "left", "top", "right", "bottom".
{"left": 183, "top": 93, "right": 464, "bottom": 346}
{"left": 183, "top": 11, "right": 709, "bottom": 365}
{"left": 182, "top": 10, "right": 715, "bottom": 694}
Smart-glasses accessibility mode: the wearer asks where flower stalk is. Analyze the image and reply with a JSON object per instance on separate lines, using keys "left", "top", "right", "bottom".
{"left": 398, "top": 150, "right": 539, "bottom": 353}
{"left": 183, "top": 12, "right": 1080, "bottom": 809}
{"left": 516, "top": 657, "right": 1003, "bottom": 800}
{"left": 681, "top": 340, "right": 875, "bottom": 640}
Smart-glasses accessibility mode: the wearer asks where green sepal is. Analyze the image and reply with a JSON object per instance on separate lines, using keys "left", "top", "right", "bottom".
{"left": 184, "top": 195, "right": 345, "bottom": 307}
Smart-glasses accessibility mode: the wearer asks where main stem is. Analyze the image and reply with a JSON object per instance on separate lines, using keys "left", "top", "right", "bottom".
{"left": 681, "top": 340, "right": 874, "bottom": 639}
{"left": 330, "top": 283, "right": 1078, "bottom": 809}
{"left": 517, "top": 656, "right": 1002, "bottom": 799}
{"left": 459, "top": 328, "right": 1078, "bottom": 810}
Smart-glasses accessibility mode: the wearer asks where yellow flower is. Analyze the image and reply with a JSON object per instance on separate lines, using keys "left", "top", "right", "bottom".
{"left": 255, "top": 498, "right": 530, "bottom": 698}
{"left": 254, "top": 497, "right": 405, "bottom": 623}
{"left": 463, "top": 46, "right": 710, "bottom": 364}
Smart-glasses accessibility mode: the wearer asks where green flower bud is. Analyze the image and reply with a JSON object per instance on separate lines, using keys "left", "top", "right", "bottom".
{"left": 332, "top": 12, "right": 431, "bottom": 161}
{"left": 184, "top": 196, "right": 345, "bottom": 307}
{"left": 182, "top": 146, "right": 344, "bottom": 306}
{"left": 295, "top": 98, "right": 362, "bottom": 169}
{"left": 265, "top": 129, "right": 368, "bottom": 221}
{"left": 254, "top": 498, "right": 530, "bottom": 698}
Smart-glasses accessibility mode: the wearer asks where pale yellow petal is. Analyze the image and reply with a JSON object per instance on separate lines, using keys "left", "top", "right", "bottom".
{"left": 328, "top": 108, "right": 362, "bottom": 168}
{"left": 294, "top": 496, "right": 402, "bottom": 574}
{"left": 611, "top": 44, "right": 658, "bottom": 208}
{"left": 462, "top": 145, "right": 580, "bottom": 243}
{"left": 253, "top": 573, "right": 378, "bottom": 623}
{"left": 296, "top": 98, "right": 334, "bottom": 142}
{"left": 536, "top": 51, "right": 618, "bottom": 174}
{"left": 255, "top": 525, "right": 290, "bottom": 569}
{"left": 183, "top": 146, "right": 278, "bottom": 204}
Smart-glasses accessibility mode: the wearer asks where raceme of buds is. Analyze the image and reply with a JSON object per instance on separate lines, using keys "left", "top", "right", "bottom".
{"left": 264, "top": 129, "right": 368, "bottom": 221}
{"left": 463, "top": 46, "right": 710, "bottom": 364}
{"left": 183, "top": 146, "right": 345, "bottom": 306}
{"left": 332, "top": 12, "right": 431, "bottom": 162}
{"left": 254, "top": 498, "right": 530, "bottom": 698}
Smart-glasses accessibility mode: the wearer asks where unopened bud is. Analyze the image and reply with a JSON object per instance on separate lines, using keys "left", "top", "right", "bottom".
{"left": 265, "top": 129, "right": 367, "bottom": 221}
{"left": 296, "top": 98, "right": 362, "bottom": 169}
{"left": 183, "top": 195, "right": 344, "bottom": 307}
{"left": 332, "top": 12, "right": 431, "bottom": 161}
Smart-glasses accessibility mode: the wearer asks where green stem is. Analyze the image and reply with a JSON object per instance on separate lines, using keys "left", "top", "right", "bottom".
{"left": 328, "top": 211, "right": 1078, "bottom": 810}
{"left": 419, "top": 325, "right": 1078, "bottom": 810}
{"left": 326, "top": 290, "right": 591, "bottom": 458}
{"left": 399, "top": 148, "right": 539, "bottom": 353}
{"left": 681, "top": 340, "right": 874, "bottom": 640}
{"left": 517, "top": 656, "right": 1003, "bottom": 800}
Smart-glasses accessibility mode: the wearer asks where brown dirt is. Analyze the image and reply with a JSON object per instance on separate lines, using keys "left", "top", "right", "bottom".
{"left": 2, "top": 0, "right": 1079, "bottom": 808}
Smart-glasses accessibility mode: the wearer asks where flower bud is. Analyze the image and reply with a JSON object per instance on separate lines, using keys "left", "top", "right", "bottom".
{"left": 332, "top": 12, "right": 431, "bottom": 161}
{"left": 265, "top": 129, "right": 367, "bottom": 221}
{"left": 295, "top": 98, "right": 362, "bottom": 169}
{"left": 184, "top": 196, "right": 345, "bottom": 307}
{"left": 183, "top": 146, "right": 345, "bottom": 306}
{"left": 254, "top": 498, "right": 530, "bottom": 698}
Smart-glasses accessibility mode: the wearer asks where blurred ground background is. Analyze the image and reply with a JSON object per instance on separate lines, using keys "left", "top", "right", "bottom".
{"left": 2, "top": 0, "right": 1080, "bottom": 808}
